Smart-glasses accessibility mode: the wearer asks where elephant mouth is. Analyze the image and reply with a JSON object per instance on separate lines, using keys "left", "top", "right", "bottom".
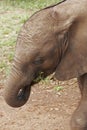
{"left": 32, "top": 71, "right": 48, "bottom": 83}
{"left": 17, "top": 85, "right": 31, "bottom": 101}
{"left": 16, "top": 73, "right": 45, "bottom": 104}
{"left": 16, "top": 73, "right": 44, "bottom": 103}
{"left": 17, "top": 71, "right": 48, "bottom": 99}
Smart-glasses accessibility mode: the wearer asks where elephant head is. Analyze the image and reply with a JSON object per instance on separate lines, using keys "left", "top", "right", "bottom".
{"left": 4, "top": 0, "right": 87, "bottom": 107}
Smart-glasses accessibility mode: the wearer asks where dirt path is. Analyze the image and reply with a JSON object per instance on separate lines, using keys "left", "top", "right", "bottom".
{"left": 0, "top": 79, "right": 80, "bottom": 130}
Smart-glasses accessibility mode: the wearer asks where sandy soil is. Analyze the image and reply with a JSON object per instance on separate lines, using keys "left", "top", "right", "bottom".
{"left": 0, "top": 78, "right": 80, "bottom": 130}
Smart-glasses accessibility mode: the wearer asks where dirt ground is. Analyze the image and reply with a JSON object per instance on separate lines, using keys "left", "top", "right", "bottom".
{"left": 0, "top": 77, "right": 80, "bottom": 130}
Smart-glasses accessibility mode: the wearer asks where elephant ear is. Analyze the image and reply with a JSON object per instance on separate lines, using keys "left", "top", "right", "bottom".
{"left": 52, "top": 2, "right": 87, "bottom": 80}
{"left": 55, "top": 39, "right": 87, "bottom": 81}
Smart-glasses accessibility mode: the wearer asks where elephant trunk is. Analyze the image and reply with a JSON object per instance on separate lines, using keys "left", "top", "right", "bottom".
{"left": 4, "top": 67, "right": 31, "bottom": 108}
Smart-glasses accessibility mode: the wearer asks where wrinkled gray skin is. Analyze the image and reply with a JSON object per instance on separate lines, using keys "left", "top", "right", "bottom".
{"left": 4, "top": 0, "right": 87, "bottom": 130}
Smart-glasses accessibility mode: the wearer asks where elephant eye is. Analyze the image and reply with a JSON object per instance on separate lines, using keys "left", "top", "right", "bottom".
{"left": 33, "top": 57, "right": 44, "bottom": 65}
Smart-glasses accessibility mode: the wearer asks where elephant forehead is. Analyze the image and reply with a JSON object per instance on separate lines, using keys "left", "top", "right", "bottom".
{"left": 17, "top": 24, "right": 53, "bottom": 48}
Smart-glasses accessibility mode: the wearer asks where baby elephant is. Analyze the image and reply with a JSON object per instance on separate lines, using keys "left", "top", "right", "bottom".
{"left": 4, "top": 0, "right": 87, "bottom": 130}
